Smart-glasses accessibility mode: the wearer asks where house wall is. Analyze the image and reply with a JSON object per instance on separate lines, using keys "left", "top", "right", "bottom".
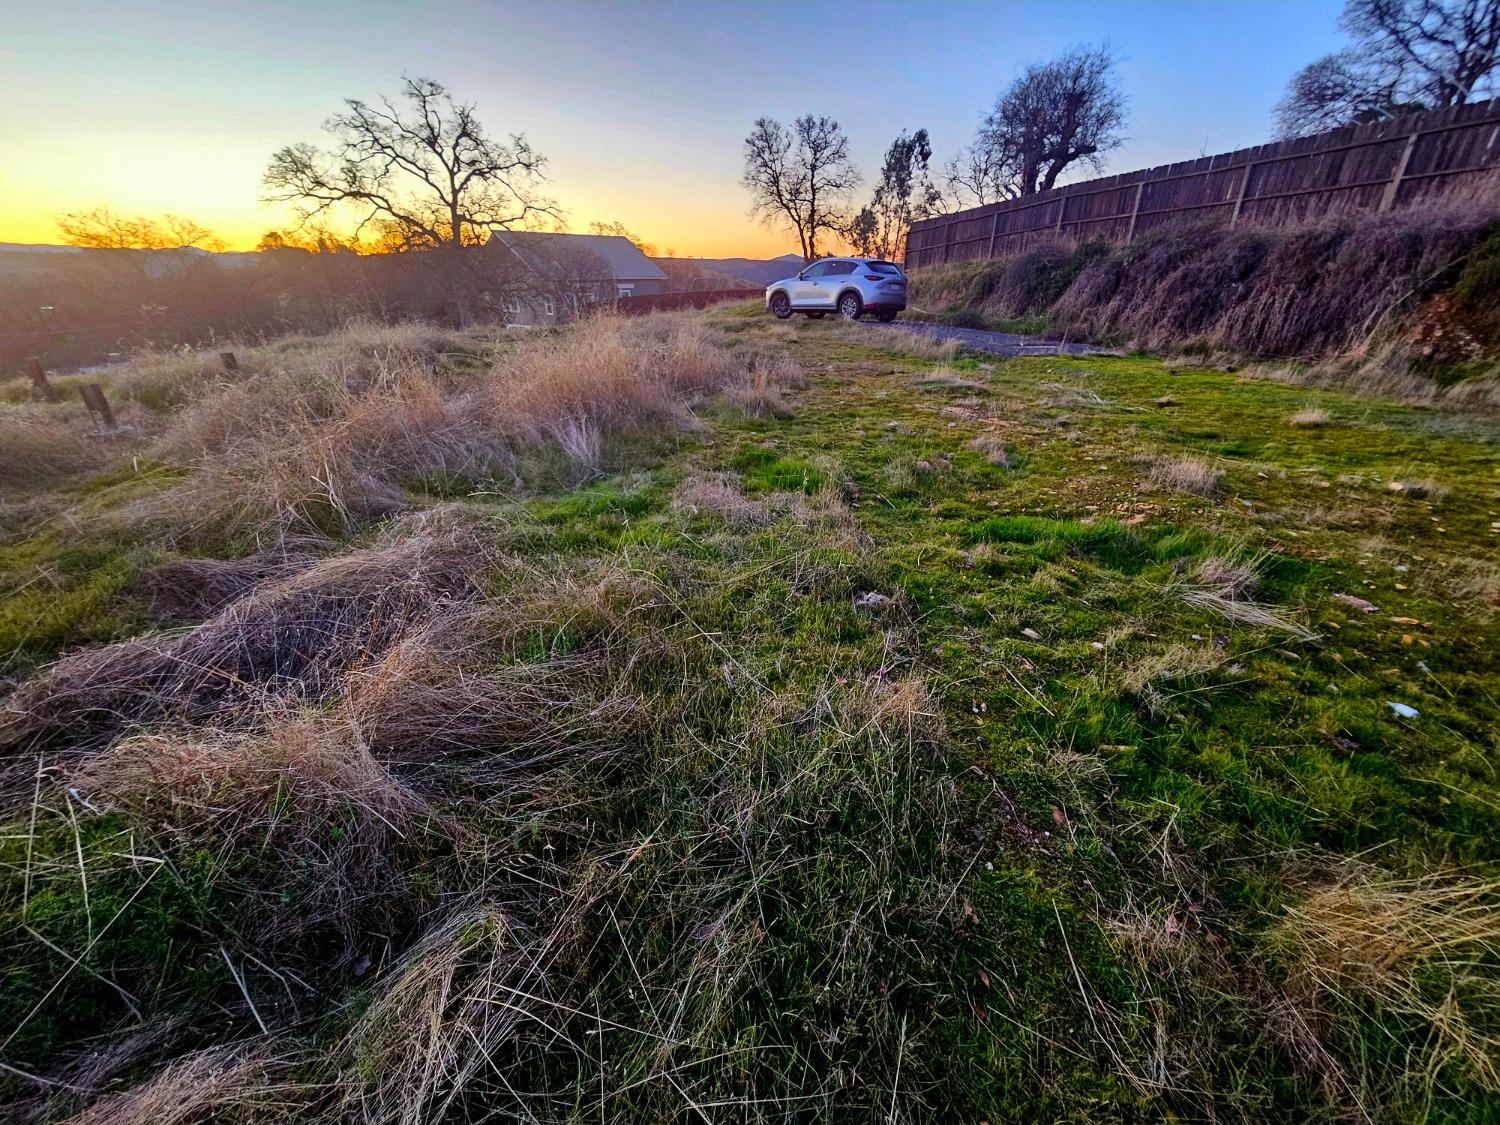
{"left": 501, "top": 277, "right": 664, "bottom": 327}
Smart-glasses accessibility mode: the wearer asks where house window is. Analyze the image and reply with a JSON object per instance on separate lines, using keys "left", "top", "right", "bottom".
{"left": 542, "top": 295, "right": 555, "bottom": 317}
{"left": 617, "top": 284, "right": 635, "bottom": 299}
{"left": 503, "top": 296, "right": 521, "bottom": 318}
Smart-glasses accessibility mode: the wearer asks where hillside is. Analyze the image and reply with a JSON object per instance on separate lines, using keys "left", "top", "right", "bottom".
{"left": 906, "top": 207, "right": 1500, "bottom": 401}
{"left": 679, "top": 252, "right": 804, "bottom": 286}
{"left": 2, "top": 308, "right": 1498, "bottom": 1122}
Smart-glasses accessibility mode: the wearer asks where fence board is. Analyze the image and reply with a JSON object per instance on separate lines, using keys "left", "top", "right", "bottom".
{"left": 905, "top": 98, "right": 1500, "bottom": 270}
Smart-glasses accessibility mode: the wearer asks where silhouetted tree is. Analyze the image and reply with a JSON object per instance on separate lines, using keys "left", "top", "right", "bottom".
{"left": 948, "top": 45, "right": 1126, "bottom": 204}
{"left": 588, "top": 220, "right": 657, "bottom": 257}
{"left": 1276, "top": 0, "right": 1500, "bottom": 136}
{"left": 263, "top": 76, "right": 557, "bottom": 322}
{"left": 742, "top": 115, "right": 861, "bottom": 262}
{"left": 847, "top": 129, "right": 939, "bottom": 261}
{"left": 58, "top": 209, "right": 223, "bottom": 252}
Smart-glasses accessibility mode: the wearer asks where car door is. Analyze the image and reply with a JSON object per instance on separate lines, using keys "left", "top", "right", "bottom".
{"left": 791, "top": 261, "right": 831, "bottom": 307}
{"left": 820, "top": 260, "right": 855, "bottom": 307}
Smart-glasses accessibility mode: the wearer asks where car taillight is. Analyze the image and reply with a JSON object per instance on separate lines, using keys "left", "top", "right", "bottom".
{"left": 864, "top": 274, "right": 883, "bottom": 281}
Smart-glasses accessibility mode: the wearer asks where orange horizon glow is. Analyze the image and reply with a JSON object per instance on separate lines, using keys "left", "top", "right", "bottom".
{"left": 2, "top": 2, "right": 1344, "bottom": 267}
{"left": 0, "top": 197, "right": 801, "bottom": 261}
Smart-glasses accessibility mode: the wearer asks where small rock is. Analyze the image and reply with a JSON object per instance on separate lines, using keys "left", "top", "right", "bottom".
{"left": 1090, "top": 641, "right": 1105, "bottom": 650}
{"left": 854, "top": 591, "right": 891, "bottom": 610}
{"left": 1386, "top": 700, "right": 1420, "bottom": 719}
{"left": 1021, "top": 627, "right": 1042, "bottom": 641}
{"left": 1333, "top": 593, "right": 1378, "bottom": 613}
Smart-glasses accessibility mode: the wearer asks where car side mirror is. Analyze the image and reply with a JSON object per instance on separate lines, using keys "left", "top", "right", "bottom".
{"left": 797, "top": 271, "right": 807, "bottom": 280}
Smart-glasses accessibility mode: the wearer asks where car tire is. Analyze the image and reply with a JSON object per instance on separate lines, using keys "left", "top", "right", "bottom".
{"left": 876, "top": 310, "right": 898, "bottom": 323}
{"left": 805, "top": 311, "right": 825, "bottom": 319}
{"left": 769, "top": 291, "right": 792, "bottom": 320}
{"left": 837, "top": 291, "right": 863, "bottom": 320}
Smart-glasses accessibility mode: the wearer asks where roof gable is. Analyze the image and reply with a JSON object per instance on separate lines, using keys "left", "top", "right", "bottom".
{"left": 488, "top": 230, "right": 668, "bottom": 282}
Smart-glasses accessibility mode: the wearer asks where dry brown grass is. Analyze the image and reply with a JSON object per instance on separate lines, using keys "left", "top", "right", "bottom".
{"left": 1172, "top": 553, "right": 1318, "bottom": 640}
{"left": 63, "top": 1042, "right": 271, "bottom": 1125}
{"left": 969, "top": 432, "right": 1011, "bottom": 467}
{"left": 0, "top": 405, "right": 121, "bottom": 491}
{"left": 1289, "top": 407, "right": 1332, "bottom": 427}
{"left": 672, "top": 472, "right": 770, "bottom": 528}
{"left": 831, "top": 322, "right": 960, "bottom": 361}
{"left": 334, "top": 902, "right": 550, "bottom": 1125}
{"left": 1121, "top": 643, "right": 1227, "bottom": 716}
{"left": 1276, "top": 869, "right": 1500, "bottom": 1092}
{"left": 484, "top": 314, "right": 735, "bottom": 449}
{"left": 0, "top": 506, "right": 496, "bottom": 770}
{"left": 1146, "top": 455, "right": 1224, "bottom": 497}
{"left": 77, "top": 710, "right": 436, "bottom": 952}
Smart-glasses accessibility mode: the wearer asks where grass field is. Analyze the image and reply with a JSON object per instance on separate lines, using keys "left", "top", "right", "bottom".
{"left": 2, "top": 306, "right": 1498, "bottom": 1123}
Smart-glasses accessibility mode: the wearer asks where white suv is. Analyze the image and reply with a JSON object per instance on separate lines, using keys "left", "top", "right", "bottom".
{"left": 766, "top": 258, "right": 907, "bottom": 322}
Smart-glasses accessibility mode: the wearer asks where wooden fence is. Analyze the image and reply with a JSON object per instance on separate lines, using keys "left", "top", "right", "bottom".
{"left": 905, "top": 97, "right": 1500, "bottom": 270}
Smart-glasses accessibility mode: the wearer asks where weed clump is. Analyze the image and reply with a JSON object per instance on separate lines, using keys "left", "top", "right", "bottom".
{"left": 1146, "top": 455, "right": 1224, "bottom": 497}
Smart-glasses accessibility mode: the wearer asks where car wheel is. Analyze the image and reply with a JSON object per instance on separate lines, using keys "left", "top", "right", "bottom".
{"left": 876, "top": 310, "right": 898, "bottom": 323}
{"left": 805, "top": 311, "right": 825, "bottom": 319}
{"left": 838, "top": 292, "right": 862, "bottom": 320}
{"left": 769, "top": 291, "right": 792, "bottom": 320}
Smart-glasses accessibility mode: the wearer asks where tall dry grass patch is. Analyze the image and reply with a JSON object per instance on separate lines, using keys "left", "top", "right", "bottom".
{"left": 1275, "top": 870, "right": 1500, "bottom": 1092}
{"left": 102, "top": 313, "right": 778, "bottom": 539}
{"left": 62, "top": 1042, "right": 271, "bottom": 1125}
{"left": 77, "top": 711, "right": 436, "bottom": 953}
{"left": 1146, "top": 454, "right": 1224, "bottom": 497}
{"left": 0, "top": 506, "right": 495, "bottom": 769}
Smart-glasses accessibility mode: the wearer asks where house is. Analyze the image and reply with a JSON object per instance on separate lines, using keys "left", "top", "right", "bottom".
{"left": 487, "top": 230, "right": 668, "bottom": 326}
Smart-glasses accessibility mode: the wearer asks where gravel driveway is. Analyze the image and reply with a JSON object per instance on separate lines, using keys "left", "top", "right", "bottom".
{"left": 860, "top": 318, "right": 1113, "bottom": 357}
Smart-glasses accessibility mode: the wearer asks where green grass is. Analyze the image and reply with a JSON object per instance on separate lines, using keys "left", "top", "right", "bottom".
{"left": 2, "top": 315, "right": 1497, "bottom": 1122}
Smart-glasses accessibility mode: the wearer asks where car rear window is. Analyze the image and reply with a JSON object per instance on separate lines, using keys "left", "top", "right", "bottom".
{"left": 824, "top": 261, "right": 856, "bottom": 275}
{"left": 864, "top": 262, "right": 902, "bottom": 275}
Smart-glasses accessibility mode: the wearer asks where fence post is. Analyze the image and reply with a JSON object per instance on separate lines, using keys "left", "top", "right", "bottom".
{"left": 1126, "top": 182, "right": 1145, "bottom": 240}
{"left": 219, "top": 351, "right": 239, "bottom": 372}
{"left": 1380, "top": 129, "right": 1421, "bottom": 211}
{"left": 987, "top": 210, "right": 999, "bottom": 258}
{"left": 26, "top": 358, "right": 57, "bottom": 402}
{"left": 78, "top": 383, "right": 116, "bottom": 430}
{"left": 1229, "top": 162, "right": 1255, "bottom": 226}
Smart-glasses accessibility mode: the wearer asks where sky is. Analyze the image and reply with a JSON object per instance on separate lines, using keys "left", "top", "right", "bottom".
{"left": 0, "top": 0, "right": 1346, "bottom": 258}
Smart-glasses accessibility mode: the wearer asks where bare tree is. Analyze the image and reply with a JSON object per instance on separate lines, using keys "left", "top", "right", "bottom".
{"left": 58, "top": 209, "right": 224, "bottom": 252}
{"left": 264, "top": 76, "right": 556, "bottom": 248}
{"left": 742, "top": 115, "right": 861, "bottom": 262}
{"left": 263, "top": 76, "right": 557, "bottom": 322}
{"left": 963, "top": 45, "right": 1127, "bottom": 199}
{"left": 1276, "top": 0, "right": 1500, "bottom": 136}
{"left": 847, "top": 129, "right": 940, "bottom": 261}
{"left": 938, "top": 139, "right": 1025, "bottom": 211}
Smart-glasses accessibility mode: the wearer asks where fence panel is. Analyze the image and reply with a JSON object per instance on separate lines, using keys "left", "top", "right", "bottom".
{"left": 905, "top": 97, "right": 1500, "bottom": 270}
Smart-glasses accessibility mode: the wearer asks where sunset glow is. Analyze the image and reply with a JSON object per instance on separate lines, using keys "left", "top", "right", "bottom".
{"left": 1, "top": 0, "right": 1344, "bottom": 257}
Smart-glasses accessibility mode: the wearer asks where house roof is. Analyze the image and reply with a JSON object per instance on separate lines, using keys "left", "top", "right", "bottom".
{"left": 488, "top": 230, "right": 668, "bottom": 282}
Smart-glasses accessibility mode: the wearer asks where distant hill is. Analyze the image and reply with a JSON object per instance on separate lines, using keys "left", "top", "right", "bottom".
{"left": 679, "top": 254, "right": 804, "bottom": 287}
